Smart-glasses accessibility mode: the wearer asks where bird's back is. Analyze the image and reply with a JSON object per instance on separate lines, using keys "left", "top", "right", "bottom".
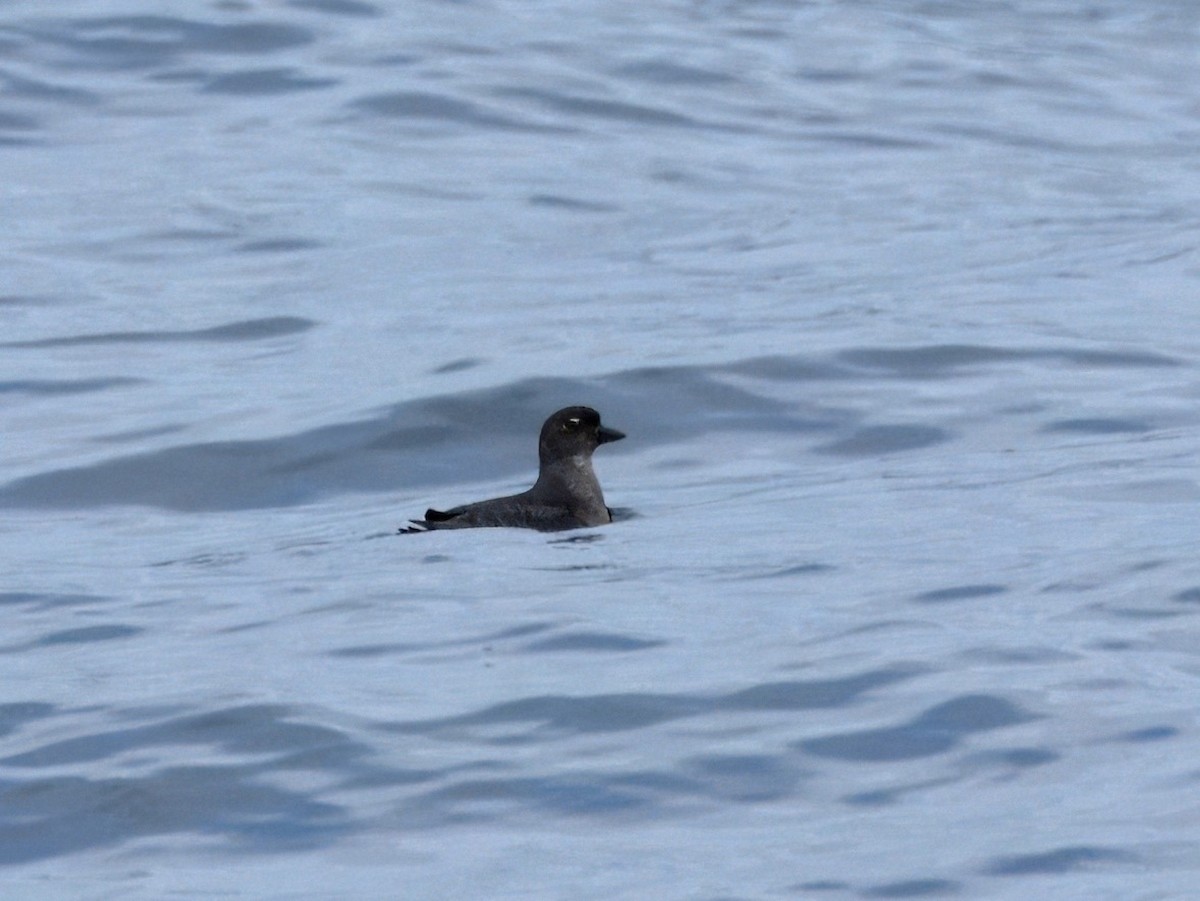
{"left": 401, "top": 487, "right": 608, "bottom": 533}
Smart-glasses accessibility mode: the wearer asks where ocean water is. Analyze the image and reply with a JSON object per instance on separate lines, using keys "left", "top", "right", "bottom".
{"left": 3, "top": 1, "right": 1200, "bottom": 898}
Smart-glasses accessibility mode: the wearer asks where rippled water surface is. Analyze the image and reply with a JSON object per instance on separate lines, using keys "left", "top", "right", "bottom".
{"left": 3, "top": 1, "right": 1200, "bottom": 898}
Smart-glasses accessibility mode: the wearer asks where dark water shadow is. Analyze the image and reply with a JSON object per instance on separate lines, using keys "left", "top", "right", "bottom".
{"left": 237, "top": 237, "right": 324, "bottom": 254}
{"left": 201, "top": 67, "right": 338, "bottom": 95}
{"left": 1, "top": 677, "right": 1071, "bottom": 845}
{"left": 392, "top": 752, "right": 817, "bottom": 828}
{"left": 862, "top": 878, "right": 963, "bottom": 898}
{"left": 0, "top": 703, "right": 420, "bottom": 863}
{"left": 912, "top": 584, "right": 1008, "bottom": 605}
{"left": 92, "top": 423, "right": 188, "bottom": 444}
{"left": 0, "top": 592, "right": 112, "bottom": 611}
{"left": 837, "top": 344, "right": 1181, "bottom": 378}
{"left": 1041, "top": 417, "right": 1152, "bottom": 435}
{"left": 286, "top": 0, "right": 383, "bottom": 17}
{"left": 963, "top": 747, "right": 1059, "bottom": 770}
{"left": 0, "top": 377, "right": 144, "bottom": 397}
{"left": 0, "top": 766, "right": 343, "bottom": 864}
{"left": 328, "top": 622, "right": 554, "bottom": 659}
{"left": 7, "top": 65, "right": 101, "bottom": 105}
{"left": 791, "top": 880, "right": 852, "bottom": 893}
{"left": 382, "top": 668, "right": 937, "bottom": 828}
{"left": 0, "top": 315, "right": 314, "bottom": 349}
{"left": 0, "top": 703, "right": 57, "bottom": 740}
{"left": 23, "top": 16, "right": 315, "bottom": 72}
{"left": 0, "top": 363, "right": 827, "bottom": 511}
{"left": 612, "top": 59, "right": 739, "bottom": 88}
{"left": 494, "top": 86, "right": 726, "bottom": 131}
{"left": 750, "top": 563, "right": 836, "bottom": 579}
{"left": 798, "top": 694, "right": 1036, "bottom": 762}
{"left": 838, "top": 747, "right": 1057, "bottom": 808}
{"left": 0, "top": 110, "right": 42, "bottom": 145}
{"left": 0, "top": 343, "right": 1179, "bottom": 512}
{"left": 1174, "top": 587, "right": 1200, "bottom": 604}
{"left": 815, "top": 425, "right": 950, "bottom": 457}
{"left": 680, "top": 751, "right": 803, "bottom": 802}
{"left": 1112, "top": 725, "right": 1177, "bottom": 743}
{"left": 547, "top": 532, "right": 609, "bottom": 544}
{"left": 431, "top": 357, "right": 483, "bottom": 374}
{"left": 0, "top": 691, "right": 822, "bottom": 848}
{"left": 2, "top": 705, "right": 350, "bottom": 769}
{"left": 6, "top": 624, "right": 143, "bottom": 652}
{"left": 348, "top": 91, "right": 572, "bottom": 134}
{"left": 521, "top": 632, "right": 666, "bottom": 653}
{"left": 527, "top": 193, "right": 620, "bottom": 213}
{"left": 979, "top": 845, "right": 1139, "bottom": 876}
{"left": 379, "top": 664, "right": 924, "bottom": 744}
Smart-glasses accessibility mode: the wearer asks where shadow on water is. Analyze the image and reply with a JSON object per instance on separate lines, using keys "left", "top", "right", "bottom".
{"left": 860, "top": 878, "right": 963, "bottom": 898}
{"left": 980, "top": 845, "right": 1139, "bottom": 876}
{"left": 814, "top": 424, "right": 950, "bottom": 456}
{"left": 379, "top": 665, "right": 925, "bottom": 744}
{"left": 22, "top": 15, "right": 315, "bottom": 72}
{"left": 1041, "top": 417, "right": 1152, "bottom": 435}
{"left": 912, "top": 584, "right": 1008, "bottom": 605}
{"left": 0, "top": 316, "right": 314, "bottom": 349}
{"left": 366, "top": 675, "right": 1059, "bottom": 831}
{"left": 0, "top": 591, "right": 114, "bottom": 611}
{"left": 348, "top": 91, "right": 575, "bottom": 135}
{"left": 374, "top": 666, "right": 929, "bottom": 828}
{"left": 18, "top": 624, "right": 142, "bottom": 651}
{"left": 201, "top": 68, "right": 339, "bottom": 96}
{"left": 328, "top": 621, "right": 555, "bottom": 659}
{"left": 0, "top": 703, "right": 57, "bottom": 740}
{"left": 0, "top": 343, "right": 1180, "bottom": 512}
{"left": 1, "top": 672, "right": 881, "bottom": 858}
{"left": 389, "top": 752, "right": 814, "bottom": 826}
{"left": 0, "top": 676, "right": 1062, "bottom": 857}
{"left": 329, "top": 624, "right": 664, "bottom": 659}
{"left": 521, "top": 632, "right": 667, "bottom": 653}
{"left": 797, "top": 694, "right": 1037, "bottom": 762}
{"left": 0, "top": 767, "right": 342, "bottom": 864}
{"left": 0, "top": 361, "right": 819, "bottom": 511}
{"left": 793, "top": 876, "right": 966, "bottom": 897}
{"left": 0, "top": 704, "right": 382, "bottom": 864}
{"left": 287, "top": 0, "right": 384, "bottom": 19}
{"left": 836, "top": 344, "right": 1180, "bottom": 377}
{"left": 0, "top": 377, "right": 144, "bottom": 396}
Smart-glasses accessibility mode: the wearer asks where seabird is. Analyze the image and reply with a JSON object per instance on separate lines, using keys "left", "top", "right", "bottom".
{"left": 400, "top": 406, "right": 624, "bottom": 533}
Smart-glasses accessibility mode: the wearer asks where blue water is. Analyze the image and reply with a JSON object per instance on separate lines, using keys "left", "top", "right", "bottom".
{"left": 3, "top": 1, "right": 1200, "bottom": 897}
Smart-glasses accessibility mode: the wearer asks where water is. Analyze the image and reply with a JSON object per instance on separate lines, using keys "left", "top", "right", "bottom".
{"left": 3, "top": 1, "right": 1200, "bottom": 897}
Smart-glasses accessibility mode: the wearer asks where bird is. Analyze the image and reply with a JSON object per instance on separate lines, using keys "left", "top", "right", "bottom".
{"left": 399, "top": 406, "right": 625, "bottom": 533}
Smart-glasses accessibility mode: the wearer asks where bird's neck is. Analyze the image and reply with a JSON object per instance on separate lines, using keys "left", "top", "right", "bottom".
{"left": 535, "top": 454, "right": 604, "bottom": 503}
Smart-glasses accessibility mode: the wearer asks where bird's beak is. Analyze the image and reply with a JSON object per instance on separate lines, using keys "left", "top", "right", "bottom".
{"left": 597, "top": 425, "right": 625, "bottom": 445}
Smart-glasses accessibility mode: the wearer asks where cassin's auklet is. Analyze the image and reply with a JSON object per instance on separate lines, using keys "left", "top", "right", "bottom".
{"left": 399, "top": 406, "right": 625, "bottom": 533}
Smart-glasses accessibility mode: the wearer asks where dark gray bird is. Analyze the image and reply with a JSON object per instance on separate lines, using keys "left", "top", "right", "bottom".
{"left": 400, "top": 406, "right": 625, "bottom": 533}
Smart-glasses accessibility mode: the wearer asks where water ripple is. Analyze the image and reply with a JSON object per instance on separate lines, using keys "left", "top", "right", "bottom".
{"left": 798, "top": 695, "right": 1036, "bottom": 762}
